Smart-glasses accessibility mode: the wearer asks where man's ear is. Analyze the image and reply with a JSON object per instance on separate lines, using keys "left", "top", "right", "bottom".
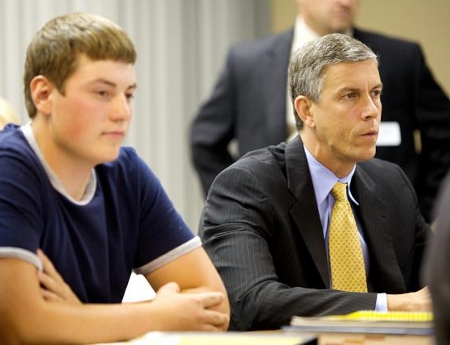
{"left": 30, "top": 76, "right": 54, "bottom": 116}
{"left": 294, "top": 95, "right": 315, "bottom": 128}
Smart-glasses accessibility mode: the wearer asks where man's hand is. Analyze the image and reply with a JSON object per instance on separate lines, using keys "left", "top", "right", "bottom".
{"left": 387, "top": 286, "right": 431, "bottom": 311}
{"left": 36, "top": 249, "right": 81, "bottom": 304}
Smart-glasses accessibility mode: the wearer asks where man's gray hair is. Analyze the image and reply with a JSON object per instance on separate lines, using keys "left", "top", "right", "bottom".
{"left": 288, "top": 33, "right": 378, "bottom": 130}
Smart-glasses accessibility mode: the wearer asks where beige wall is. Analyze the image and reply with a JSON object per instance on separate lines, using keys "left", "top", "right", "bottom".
{"left": 270, "top": 0, "right": 450, "bottom": 96}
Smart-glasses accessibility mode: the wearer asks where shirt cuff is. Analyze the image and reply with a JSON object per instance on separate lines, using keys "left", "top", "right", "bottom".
{"left": 375, "top": 292, "right": 388, "bottom": 311}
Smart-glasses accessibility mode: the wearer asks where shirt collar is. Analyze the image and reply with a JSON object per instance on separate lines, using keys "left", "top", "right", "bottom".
{"left": 303, "top": 146, "right": 358, "bottom": 205}
{"left": 291, "top": 16, "right": 321, "bottom": 54}
{"left": 20, "top": 122, "right": 97, "bottom": 205}
{"left": 291, "top": 16, "right": 354, "bottom": 55}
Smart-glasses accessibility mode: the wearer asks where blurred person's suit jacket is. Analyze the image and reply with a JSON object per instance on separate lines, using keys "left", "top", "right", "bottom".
{"left": 424, "top": 172, "right": 450, "bottom": 345}
{"left": 190, "top": 27, "right": 450, "bottom": 221}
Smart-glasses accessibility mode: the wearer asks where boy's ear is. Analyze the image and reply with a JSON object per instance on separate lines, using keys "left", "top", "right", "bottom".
{"left": 30, "top": 76, "right": 54, "bottom": 116}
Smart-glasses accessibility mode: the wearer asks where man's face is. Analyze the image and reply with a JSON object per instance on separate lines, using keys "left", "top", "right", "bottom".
{"left": 299, "top": 0, "right": 360, "bottom": 36}
{"left": 47, "top": 55, "right": 137, "bottom": 166}
{"left": 306, "top": 60, "right": 382, "bottom": 174}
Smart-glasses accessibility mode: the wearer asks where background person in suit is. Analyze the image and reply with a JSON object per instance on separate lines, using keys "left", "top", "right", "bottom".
{"left": 199, "top": 33, "right": 431, "bottom": 331}
{"left": 0, "top": 12, "right": 229, "bottom": 344}
{"left": 424, "top": 171, "right": 450, "bottom": 345}
{"left": 190, "top": 0, "right": 450, "bottom": 222}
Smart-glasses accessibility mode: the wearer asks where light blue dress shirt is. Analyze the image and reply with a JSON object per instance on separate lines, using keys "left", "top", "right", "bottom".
{"left": 303, "top": 146, "right": 387, "bottom": 311}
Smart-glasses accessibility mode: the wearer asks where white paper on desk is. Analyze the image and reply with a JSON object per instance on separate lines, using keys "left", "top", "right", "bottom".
{"left": 376, "top": 122, "right": 401, "bottom": 146}
{"left": 92, "top": 332, "right": 178, "bottom": 344}
{"left": 123, "top": 332, "right": 314, "bottom": 345}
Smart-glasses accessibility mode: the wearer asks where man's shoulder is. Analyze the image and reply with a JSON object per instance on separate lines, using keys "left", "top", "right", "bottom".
{"left": 354, "top": 27, "right": 420, "bottom": 52}
{"left": 229, "top": 29, "right": 293, "bottom": 57}
{"left": 236, "top": 142, "right": 285, "bottom": 165}
{"left": 212, "top": 143, "right": 289, "bottom": 196}
{"left": 221, "top": 143, "right": 287, "bottom": 182}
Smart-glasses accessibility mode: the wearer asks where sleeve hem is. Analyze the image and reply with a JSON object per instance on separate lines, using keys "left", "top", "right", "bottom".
{"left": 133, "top": 236, "right": 202, "bottom": 276}
{"left": 0, "top": 247, "right": 42, "bottom": 270}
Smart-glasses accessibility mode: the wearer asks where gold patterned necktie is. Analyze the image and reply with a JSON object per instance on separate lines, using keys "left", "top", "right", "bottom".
{"left": 329, "top": 182, "right": 367, "bottom": 292}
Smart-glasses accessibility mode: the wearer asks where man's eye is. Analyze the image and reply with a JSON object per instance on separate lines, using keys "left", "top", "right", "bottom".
{"left": 97, "top": 91, "right": 111, "bottom": 98}
{"left": 371, "top": 90, "right": 382, "bottom": 97}
{"left": 125, "top": 93, "right": 134, "bottom": 102}
{"left": 343, "top": 93, "right": 356, "bottom": 99}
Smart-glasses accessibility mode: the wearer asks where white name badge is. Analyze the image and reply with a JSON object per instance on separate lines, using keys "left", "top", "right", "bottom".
{"left": 376, "top": 121, "right": 401, "bottom": 146}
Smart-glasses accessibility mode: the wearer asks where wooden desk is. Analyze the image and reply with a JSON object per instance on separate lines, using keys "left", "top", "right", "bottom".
{"left": 96, "top": 331, "right": 433, "bottom": 344}
{"left": 96, "top": 331, "right": 316, "bottom": 344}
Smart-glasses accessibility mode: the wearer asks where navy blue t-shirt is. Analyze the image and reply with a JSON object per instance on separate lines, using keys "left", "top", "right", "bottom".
{"left": 0, "top": 125, "right": 196, "bottom": 303}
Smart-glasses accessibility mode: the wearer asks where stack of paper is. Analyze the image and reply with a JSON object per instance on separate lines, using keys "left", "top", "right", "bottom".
{"left": 284, "top": 311, "right": 434, "bottom": 336}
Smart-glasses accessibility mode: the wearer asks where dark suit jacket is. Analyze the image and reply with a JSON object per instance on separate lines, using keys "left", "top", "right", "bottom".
{"left": 424, "top": 172, "right": 450, "bottom": 345}
{"left": 199, "top": 138, "right": 431, "bottom": 331}
{"left": 191, "top": 27, "right": 450, "bottom": 221}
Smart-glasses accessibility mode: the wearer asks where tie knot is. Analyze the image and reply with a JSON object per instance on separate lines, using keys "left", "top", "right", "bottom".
{"left": 331, "top": 182, "right": 348, "bottom": 202}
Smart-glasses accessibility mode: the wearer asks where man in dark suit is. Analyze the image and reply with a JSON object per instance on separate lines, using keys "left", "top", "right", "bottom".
{"left": 190, "top": 0, "right": 450, "bottom": 222}
{"left": 424, "top": 172, "right": 450, "bottom": 345}
{"left": 199, "top": 33, "right": 431, "bottom": 331}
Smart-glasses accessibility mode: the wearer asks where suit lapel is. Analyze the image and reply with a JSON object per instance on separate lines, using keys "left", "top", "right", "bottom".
{"left": 262, "top": 30, "right": 293, "bottom": 144}
{"left": 285, "top": 138, "right": 330, "bottom": 287}
{"left": 353, "top": 165, "right": 406, "bottom": 291}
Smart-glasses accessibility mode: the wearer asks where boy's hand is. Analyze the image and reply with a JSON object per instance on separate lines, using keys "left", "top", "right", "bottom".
{"left": 37, "top": 249, "right": 81, "bottom": 304}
